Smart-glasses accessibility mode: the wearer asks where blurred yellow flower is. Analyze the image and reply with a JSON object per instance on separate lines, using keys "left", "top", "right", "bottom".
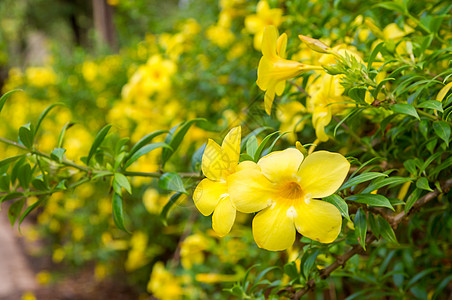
{"left": 257, "top": 26, "right": 322, "bottom": 114}
{"left": 195, "top": 273, "right": 239, "bottom": 284}
{"left": 206, "top": 25, "right": 235, "bottom": 48}
{"left": 193, "top": 126, "right": 241, "bottom": 237}
{"left": 25, "top": 66, "right": 56, "bottom": 87}
{"left": 180, "top": 233, "right": 208, "bottom": 269}
{"left": 125, "top": 231, "right": 149, "bottom": 271}
{"left": 147, "top": 262, "right": 183, "bottom": 300}
{"left": 229, "top": 148, "right": 349, "bottom": 251}
{"left": 245, "top": 0, "right": 283, "bottom": 50}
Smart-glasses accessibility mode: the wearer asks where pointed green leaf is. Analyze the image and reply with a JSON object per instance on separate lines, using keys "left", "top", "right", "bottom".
{"left": 159, "top": 192, "right": 183, "bottom": 225}
{"left": 246, "top": 135, "right": 258, "bottom": 158}
{"left": 354, "top": 208, "right": 367, "bottom": 250}
{"left": 18, "top": 197, "right": 45, "bottom": 232}
{"left": 391, "top": 104, "right": 420, "bottom": 120}
{"left": 112, "top": 193, "right": 129, "bottom": 232}
{"left": 57, "top": 122, "right": 74, "bottom": 148}
{"left": 114, "top": 173, "right": 132, "bottom": 194}
{"left": 158, "top": 172, "right": 187, "bottom": 194}
{"left": 124, "top": 142, "right": 171, "bottom": 169}
{"left": 433, "top": 121, "right": 450, "bottom": 145}
{"left": 339, "top": 172, "right": 388, "bottom": 191}
{"left": 34, "top": 103, "right": 64, "bottom": 136}
{"left": 124, "top": 130, "right": 168, "bottom": 164}
{"left": 377, "top": 216, "right": 398, "bottom": 244}
{"left": 18, "top": 123, "right": 34, "bottom": 149}
{"left": 50, "top": 148, "right": 66, "bottom": 163}
{"left": 253, "top": 131, "right": 280, "bottom": 161}
{"left": 0, "top": 89, "right": 21, "bottom": 113}
{"left": 417, "top": 100, "right": 443, "bottom": 112}
{"left": 161, "top": 118, "right": 205, "bottom": 166}
{"left": 347, "top": 194, "right": 394, "bottom": 211}
{"left": 323, "top": 194, "right": 350, "bottom": 222}
{"left": 8, "top": 199, "right": 25, "bottom": 226}
{"left": 416, "top": 177, "right": 433, "bottom": 191}
{"left": 87, "top": 124, "right": 112, "bottom": 164}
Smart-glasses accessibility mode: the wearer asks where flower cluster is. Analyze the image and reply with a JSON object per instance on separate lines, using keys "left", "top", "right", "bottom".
{"left": 194, "top": 126, "right": 350, "bottom": 251}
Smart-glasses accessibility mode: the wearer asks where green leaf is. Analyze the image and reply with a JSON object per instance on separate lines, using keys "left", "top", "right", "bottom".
{"left": 302, "top": 250, "right": 319, "bottom": 280}
{"left": 362, "top": 177, "right": 412, "bottom": 194}
{"left": 57, "top": 122, "right": 74, "bottom": 148}
{"left": 405, "top": 188, "right": 422, "bottom": 213}
{"left": 432, "top": 274, "right": 452, "bottom": 299}
{"left": 124, "top": 130, "right": 168, "bottom": 165}
{"left": 339, "top": 172, "right": 388, "bottom": 191}
{"left": 346, "top": 194, "right": 394, "bottom": 211}
{"left": 406, "top": 268, "right": 438, "bottom": 289}
{"left": 403, "top": 159, "right": 418, "bottom": 175}
{"left": 31, "top": 178, "right": 47, "bottom": 191}
{"left": 283, "top": 261, "right": 299, "bottom": 280}
{"left": 0, "top": 89, "right": 21, "bottom": 113}
{"left": 253, "top": 131, "right": 280, "bottom": 161}
{"left": 114, "top": 173, "right": 132, "bottom": 194}
{"left": 18, "top": 197, "right": 45, "bottom": 232}
{"left": 160, "top": 192, "right": 183, "bottom": 225}
{"left": 191, "top": 144, "right": 205, "bottom": 172}
{"left": 0, "top": 155, "right": 24, "bottom": 168}
{"left": 8, "top": 199, "right": 25, "bottom": 226}
{"left": 367, "top": 42, "right": 384, "bottom": 69}
{"left": 0, "top": 174, "right": 10, "bottom": 191}
{"left": 323, "top": 194, "right": 350, "bottom": 222}
{"left": 50, "top": 148, "right": 66, "bottom": 163}
{"left": 18, "top": 123, "right": 34, "bottom": 149}
{"left": 18, "top": 163, "right": 32, "bottom": 189}
{"left": 377, "top": 216, "right": 397, "bottom": 244}
{"left": 374, "top": 2, "right": 406, "bottom": 13}
{"left": 158, "top": 172, "right": 187, "bottom": 194}
{"left": 391, "top": 104, "right": 420, "bottom": 120}
{"left": 239, "top": 153, "right": 254, "bottom": 162}
{"left": 433, "top": 121, "right": 450, "bottom": 145}
{"left": 417, "top": 100, "right": 443, "bottom": 112}
{"left": 416, "top": 177, "right": 433, "bottom": 191}
{"left": 112, "top": 193, "right": 129, "bottom": 232}
{"left": 246, "top": 135, "right": 258, "bottom": 159}
{"left": 86, "top": 124, "right": 112, "bottom": 164}
{"left": 161, "top": 118, "right": 205, "bottom": 166}
{"left": 34, "top": 103, "right": 64, "bottom": 136}
{"left": 123, "top": 142, "right": 171, "bottom": 169}
{"left": 368, "top": 212, "right": 380, "bottom": 238}
{"left": 354, "top": 208, "right": 367, "bottom": 250}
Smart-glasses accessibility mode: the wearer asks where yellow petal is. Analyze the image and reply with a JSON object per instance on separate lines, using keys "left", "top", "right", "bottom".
{"left": 297, "top": 151, "right": 350, "bottom": 198}
{"left": 236, "top": 160, "right": 260, "bottom": 172}
{"left": 221, "top": 126, "right": 241, "bottom": 173}
{"left": 244, "top": 15, "right": 263, "bottom": 34}
{"left": 294, "top": 199, "right": 342, "bottom": 243}
{"left": 202, "top": 139, "right": 225, "bottom": 180}
{"left": 264, "top": 87, "right": 276, "bottom": 115}
{"left": 437, "top": 82, "right": 452, "bottom": 101}
{"left": 252, "top": 203, "right": 296, "bottom": 251}
{"left": 193, "top": 179, "right": 227, "bottom": 216}
{"left": 258, "top": 148, "right": 304, "bottom": 183}
{"left": 212, "top": 195, "right": 236, "bottom": 237}
{"left": 228, "top": 163, "right": 276, "bottom": 213}
{"left": 275, "top": 80, "right": 285, "bottom": 96}
{"left": 261, "top": 26, "right": 278, "bottom": 59}
{"left": 276, "top": 33, "right": 287, "bottom": 58}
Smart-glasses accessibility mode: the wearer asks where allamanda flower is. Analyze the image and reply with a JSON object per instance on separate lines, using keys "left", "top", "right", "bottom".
{"left": 229, "top": 148, "right": 349, "bottom": 251}
{"left": 257, "top": 26, "right": 322, "bottom": 115}
{"left": 193, "top": 126, "right": 241, "bottom": 236}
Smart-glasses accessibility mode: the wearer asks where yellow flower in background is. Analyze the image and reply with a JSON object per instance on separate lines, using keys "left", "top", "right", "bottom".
{"left": 180, "top": 233, "right": 208, "bottom": 269}
{"left": 257, "top": 26, "right": 322, "bottom": 114}
{"left": 25, "top": 66, "right": 56, "bottom": 87}
{"left": 383, "top": 23, "right": 414, "bottom": 41}
{"left": 206, "top": 24, "right": 235, "bottom": 48}
{"left": 148, "top": 262, "right": 183, "bottom": 300}
{"left": 276, "top": 100, "right": 306, "bottom": 143}
{"left": 193, "top": 126, "right": 241, "bottom": 237}
{"left": 245, "top": 0, "right": 283, "bottom": 50}
{"left": 229, "top": 148, "right": 349, "bottom": 251}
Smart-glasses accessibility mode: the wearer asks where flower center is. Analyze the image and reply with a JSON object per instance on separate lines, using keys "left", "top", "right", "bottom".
{"left": 280, "top": 181, "right": 304, "bottom": 199}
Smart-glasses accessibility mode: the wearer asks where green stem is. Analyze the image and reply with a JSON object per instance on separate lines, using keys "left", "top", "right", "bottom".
{"left": 123, "top": 170, "right": 203, "bottom": 180}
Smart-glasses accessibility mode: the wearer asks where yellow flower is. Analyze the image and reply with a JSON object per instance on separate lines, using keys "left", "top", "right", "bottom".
{"left": 245, "top": 0, "right": 283, "bottom": 50}
{"left": 180, "top": 233, "right": 208, "bottom": 269}
{"left": 193, "top": 126, "right": 241, "bottom": 237}
{"left": 229, "top": 148, "right": 349, "bottom": 251}
{"left": 148, "top": 262, "right": 183, "bottom": 300}
{"left": 257, "top": 26, "right": 322, "bottom": 115}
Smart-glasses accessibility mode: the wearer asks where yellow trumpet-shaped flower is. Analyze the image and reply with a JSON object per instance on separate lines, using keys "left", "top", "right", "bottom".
{"left": 193, "top": 126, "right": 241, "bottom": 237}
{"left": 229, "top": 148, "right": 349, "bottom": 251}
{"left": 257, "top": 26, "right": 322, "bottom": 115}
